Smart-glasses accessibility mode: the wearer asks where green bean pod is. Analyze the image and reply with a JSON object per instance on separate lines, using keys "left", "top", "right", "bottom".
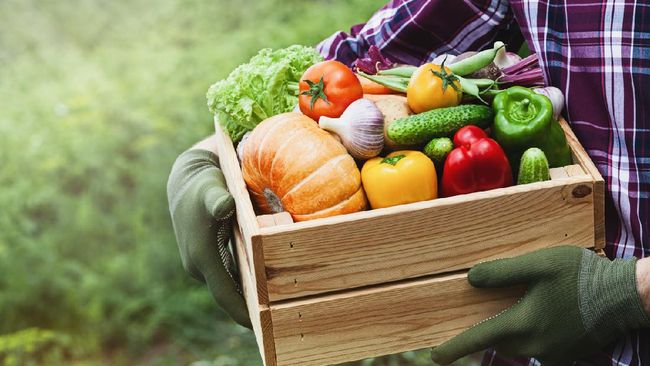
{"left": 448, "top": 43, "right": 505, "bottom": 76}
{"left": 377, "top": 66, "right": 418, "bottom": 78}
{"left": 357, "top": 72, "right": 409, "bottom": 93}
{"left": 456, "top": 76, "right": 487, "bottom": 104}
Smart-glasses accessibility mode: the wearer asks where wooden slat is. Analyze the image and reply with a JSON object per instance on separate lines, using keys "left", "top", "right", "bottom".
{"left": 233, "top": 222, "right": 276, "bottom": 366}
{"left": 260, "top": 177, "right": 595, "bottom": 301}
{"left": 558, "top": 118, "right": 606, "bottom": 249}
{"left": 273, "top": 212, "right": 294, "bottom": 226}
{"left": 549, "top": 167, "right": 569, "bottom": 180}
{"left": 564, "top": 164, "right": 587, "bottom": 178}
{"left": 214, "top": 118, "right": 270, "bottom": 304}
{"left": 257, "top": 215, "right": 277, "bottom": 228}
{"left": 270, "top": 272, "right": 524, "bottom": 366}
{"left": 258, "top": 213, "right": 295, "bottom": 228}
{"left": 213, "top": 117, "right": 260, "bottom": 242}
{"left": 215, "top": 118, "right": 277, "bottom": 364}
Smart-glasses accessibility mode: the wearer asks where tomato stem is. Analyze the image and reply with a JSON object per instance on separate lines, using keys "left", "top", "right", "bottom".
{"left": 300, "top": 77, "right": 330, "bottom": 110}
{"left": 431, "top": 58, "right": 461, "bottom": 94}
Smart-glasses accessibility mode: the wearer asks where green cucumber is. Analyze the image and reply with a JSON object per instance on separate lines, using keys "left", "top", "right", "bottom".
{"left": 423, "top": 137, "right": 453, "bottom": 166}
{"left": 387, "top": 104, "right": 493, "bottom": 145}
{"left": 517, "top": 148, "right": 551, "bottom": 185}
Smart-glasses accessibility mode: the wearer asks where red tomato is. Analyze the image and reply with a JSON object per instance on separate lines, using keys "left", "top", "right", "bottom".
{"left": 299, "top": 60, "right": 363, "bottom": 121}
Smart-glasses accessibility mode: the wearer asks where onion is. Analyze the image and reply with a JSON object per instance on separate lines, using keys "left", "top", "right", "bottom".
{"left": 493, "top": 41, "right": 522, "bottom": 69}
{"left": 534, "top": 87, "right": 565, "bottom": 120}
{"left": 500, "top": 54, "right": 545, "bottom": 87}
{"left": 500, "top": 68, "right": 545, "bottom": 87}
{"left": 502, "top": 54, "right": 539, "bottom": 74}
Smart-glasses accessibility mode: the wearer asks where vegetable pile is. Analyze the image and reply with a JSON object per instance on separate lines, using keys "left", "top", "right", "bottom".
{"left": 207, "top": 45, "right": 323, "bottom": 142}
{"left": 207, "top": 42, "right": 572, "bottom": 221}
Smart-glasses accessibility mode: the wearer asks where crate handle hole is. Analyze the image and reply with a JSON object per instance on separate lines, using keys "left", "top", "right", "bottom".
{"left": 289, "top": 242, "right": 294, "bottom": 249}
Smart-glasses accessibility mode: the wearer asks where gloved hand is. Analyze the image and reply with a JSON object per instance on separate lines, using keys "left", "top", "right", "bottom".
{"left": 431, "top": 246, "right": 650, "bottom": 366}
{"left": 167, "top": 148, "right": 251, "bottom": 329}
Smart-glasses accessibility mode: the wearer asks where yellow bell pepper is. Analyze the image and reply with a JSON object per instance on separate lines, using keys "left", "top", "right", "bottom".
{"left": 361, "top": 150, "right": 438, "bottom": 209}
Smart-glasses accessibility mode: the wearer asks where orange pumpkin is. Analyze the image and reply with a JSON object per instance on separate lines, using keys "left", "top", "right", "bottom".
{"left": 241, "top": 112, "right": 367, "bottom": 221}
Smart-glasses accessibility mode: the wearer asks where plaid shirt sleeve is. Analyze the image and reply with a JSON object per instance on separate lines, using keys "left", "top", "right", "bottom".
{"left": 499, "top": 1, "right": 650, "bottom": 363}
{"left": 316, "top": 0, "right": 524, "bottom": 66}
{"left": 319, "top": 1, "right": 650, "bottom": 365}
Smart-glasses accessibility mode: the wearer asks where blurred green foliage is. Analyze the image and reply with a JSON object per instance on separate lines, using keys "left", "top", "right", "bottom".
{"left": 0, "top": 0, "right": 481, "bottom": 365}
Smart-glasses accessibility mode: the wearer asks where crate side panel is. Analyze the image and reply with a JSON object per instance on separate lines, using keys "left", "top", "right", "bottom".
{"left": 558, "top": 118, "right": 606, "bottom": 249}
{"left": 214, "top": 119, "right": 270, "bottom": 304}
{"left": 271, "top": 273, "right": 523, "bottom": 366}
{"left": 233, "top": 223, "right": 276, "bottom": 366}
{"left": 213, "top": 118, "right": 260, "bottom": 240}
{"left": 262, "top": 179, "right": 595, "bottom": 301}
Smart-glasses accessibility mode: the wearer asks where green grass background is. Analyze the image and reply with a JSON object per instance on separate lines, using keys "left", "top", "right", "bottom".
{"left": 0, "top": 0, "right": 481, "bottom": 365}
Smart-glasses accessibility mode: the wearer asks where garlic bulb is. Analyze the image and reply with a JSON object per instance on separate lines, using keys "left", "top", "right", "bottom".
{"left": 318, "top": 99, "right": 384, "bottom": 160}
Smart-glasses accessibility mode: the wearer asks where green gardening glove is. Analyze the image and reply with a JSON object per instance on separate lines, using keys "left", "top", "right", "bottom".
{"left": 431, "top": 246, "right": 650, "bottom": 366}
{"left": 167, "top": 149, "right": 251, "bottom": 329}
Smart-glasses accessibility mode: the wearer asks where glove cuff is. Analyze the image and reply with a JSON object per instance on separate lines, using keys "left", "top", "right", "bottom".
{"left": 579, "top": 251, "right": 650, "bottom": 344}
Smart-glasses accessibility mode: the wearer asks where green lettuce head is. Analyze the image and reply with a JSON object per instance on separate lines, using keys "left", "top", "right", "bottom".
{"left": 207, "top": 45, "right": 323, "bottom": 142}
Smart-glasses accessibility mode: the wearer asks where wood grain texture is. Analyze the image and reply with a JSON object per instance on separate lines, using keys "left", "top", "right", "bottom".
{"left": 549, "top": 167, "right": 569, "bottom": 180}
{"left": 214, "top": 117, "right": 260, "bottom": 241}
{"left": 273, "top": 212, "right": 294, "bottom": 226}
{"left": 214, "top": 119, "right": 270, "bottom": 305}
{"left": 270, "top": 272, "right": 524, "bottom": 366}
{"left": 215, "top": 119, "right": 275, "bottom": 363}
{"left": 559, "top": 118, "right": 606, "bottom": 249}
{"left": 564, "top": 164, "right": 587, "bottom": 178}
{"left": 257, "top": 214, "right": 276, "bottom": 228}
{"left": 257, "top": 213, "right": 294, "bottom": 228}
{"left": 233, "top": 222, "right": 276, "bottom": 366}
{"left": 260, "top": 177, "right": 596, "bottom": 301}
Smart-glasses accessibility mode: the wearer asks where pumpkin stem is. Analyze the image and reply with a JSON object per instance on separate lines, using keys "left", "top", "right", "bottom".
{"left": 263, "top": 188, "right": 285, "bottom": 213}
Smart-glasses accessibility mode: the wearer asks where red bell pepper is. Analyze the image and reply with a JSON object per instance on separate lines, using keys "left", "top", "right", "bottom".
{"left": 441, "top": 126, "right": 513, "bottom": 197}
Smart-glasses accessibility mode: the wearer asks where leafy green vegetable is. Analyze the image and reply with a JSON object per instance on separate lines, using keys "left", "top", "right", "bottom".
{"left": 206, "top": 45, "right": 323, "bottom": 142}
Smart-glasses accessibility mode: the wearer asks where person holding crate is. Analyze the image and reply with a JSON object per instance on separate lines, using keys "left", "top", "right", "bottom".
{"left": 168, "top": 0, "right": 650, "bottom": 365}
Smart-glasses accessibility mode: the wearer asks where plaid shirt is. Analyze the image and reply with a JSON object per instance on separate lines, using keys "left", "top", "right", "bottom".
{"left": 317, "top": 1, "right": 650, "bottom": 365}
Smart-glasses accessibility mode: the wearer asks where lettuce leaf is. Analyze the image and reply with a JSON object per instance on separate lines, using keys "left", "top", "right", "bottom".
{"left": 206, "top": 45, "right": 323, "bottom": 142}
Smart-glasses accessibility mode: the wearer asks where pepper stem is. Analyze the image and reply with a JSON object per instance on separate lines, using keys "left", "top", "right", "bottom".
{"left": 381, "top": 154, "right": 406, "bottom": 166}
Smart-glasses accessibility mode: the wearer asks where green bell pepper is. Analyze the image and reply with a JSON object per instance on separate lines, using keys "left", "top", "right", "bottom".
{"left": 492, "top": 86, "right": 572, "bottom": 167}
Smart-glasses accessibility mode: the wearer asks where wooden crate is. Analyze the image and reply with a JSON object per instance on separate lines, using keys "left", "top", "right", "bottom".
{"left": 214, "top": 117, "right": 605, "bottom": 366}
